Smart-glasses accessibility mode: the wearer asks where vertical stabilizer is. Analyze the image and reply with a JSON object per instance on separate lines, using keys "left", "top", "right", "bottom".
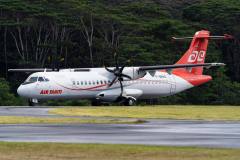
{"left": 175, "top": 30, "right": 210, "bottom": 75}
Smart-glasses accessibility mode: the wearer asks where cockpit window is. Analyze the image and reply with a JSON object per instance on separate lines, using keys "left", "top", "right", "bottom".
{"left": 38, "top": 77, "right": 44, "bottom": 82}
{"left": 28, "top": 77, "right": 38, "bottom": 83}
{"left": 22, "top": 77, "right": 38, "bottom": 85}
{"left": 22, "top": 76, "right": 50, "bottom": 85}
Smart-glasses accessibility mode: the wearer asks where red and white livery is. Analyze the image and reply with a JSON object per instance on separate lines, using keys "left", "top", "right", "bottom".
{"left": 10, "top": 30, "right": 232, "bottom": 106}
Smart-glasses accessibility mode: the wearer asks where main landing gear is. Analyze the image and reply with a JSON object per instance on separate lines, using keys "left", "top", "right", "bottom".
{"left": 91, "top": 97, "right": 136, "bottom": 106}
{"left": 28, "top": 99, "right": 39, "bottom": 106}
{"left": 123, "top": 97, "right": 136, "bottom": 106}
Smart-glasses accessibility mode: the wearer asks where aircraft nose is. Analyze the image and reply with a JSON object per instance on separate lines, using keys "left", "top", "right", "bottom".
{"left": 17, "top": 85, "right": 28, "bottom": 97}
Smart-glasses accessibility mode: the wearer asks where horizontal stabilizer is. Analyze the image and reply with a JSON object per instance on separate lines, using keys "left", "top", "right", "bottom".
{"left": 172, "top": 34, "right": 234, "bottom": 40}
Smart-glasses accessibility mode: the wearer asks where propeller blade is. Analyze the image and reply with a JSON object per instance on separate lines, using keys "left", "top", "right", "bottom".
{"left": 119, "top": 65, "right": 125, "bottom": 72}
{"left": 105, "top": 67, "right": 115, "bottom": 73}
{"left": 107, "top": 52, "right": 129, "bottom": 99}
{"left": 108, "top": 76, "right": 118, "bottom": 87}
{"left": 119, "top": 79, "right": 123, "bottom": 97}
{"left": 120, "top": 74, "right": 132, "bottom": 80}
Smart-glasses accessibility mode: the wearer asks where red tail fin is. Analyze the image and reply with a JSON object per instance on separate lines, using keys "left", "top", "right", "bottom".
{"left": 175, "top": 30, "right": 210, "bottom": 75}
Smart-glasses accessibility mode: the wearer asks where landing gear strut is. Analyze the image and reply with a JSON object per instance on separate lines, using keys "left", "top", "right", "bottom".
{"left": 28, "top": 99, "right": 39, "bottom": 106}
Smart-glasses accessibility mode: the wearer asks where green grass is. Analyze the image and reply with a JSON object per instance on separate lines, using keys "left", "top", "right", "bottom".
{"left": 50, "top": 105, "right": 240, "bottom": 121}
{"left": 0, "top": 116, "right": 145, "bottom": 124}
{"left": 0, "top": 142, "right": 239, "bottom": 160}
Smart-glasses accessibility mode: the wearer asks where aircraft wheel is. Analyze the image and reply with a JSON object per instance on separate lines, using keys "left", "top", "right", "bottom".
{"left": 28, "top": 99, "right": 38, "bottom": 106}
{"left": 124, "top": 98, "right": 136, "bottom": 106}
{"left": 28, "top": 99, "right": 33, "bottom": 106}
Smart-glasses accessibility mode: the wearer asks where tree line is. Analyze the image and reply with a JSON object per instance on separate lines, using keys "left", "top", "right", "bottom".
{"left": 0, "top": 0, "right": 240, "bottom": 105}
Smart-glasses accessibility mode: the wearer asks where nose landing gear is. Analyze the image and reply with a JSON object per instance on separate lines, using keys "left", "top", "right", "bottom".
{"left": 28, "top": 99, "right": 39, "bottom": 106}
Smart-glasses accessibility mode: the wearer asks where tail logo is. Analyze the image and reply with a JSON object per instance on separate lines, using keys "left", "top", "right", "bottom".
{"left": 188, "top": 51, "right": 198, "bottom": 62}
{"left": 197, "top": 51, "right": 206, "bottom": 62}
{"left": 188, "top": 51, "right": 206, "bottom": 63}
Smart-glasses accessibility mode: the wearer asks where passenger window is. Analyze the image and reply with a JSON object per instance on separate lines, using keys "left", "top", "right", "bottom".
{"left": 81, "top": 81, "right": 83, "bottom": 85}
{"left": 73, "top": 81, "right": 76, "bottom": 85}
{"left": 45, "top": 77, "right": 49, "bottom": 81}
{"left": 104, "top": 80, "right": 107, "bottom": 84}
{"left": 93, "top": 81, "right": 95, "bottom": 85}
{"left": 85, "top": 81, "right": 87, "bottom": 85}
{"left": 100, "top": 80, "right": 103, "bottom": 84}
{"left": 96, "top": 81, "right": 99, "bottom": 85}
{"left": 89, "top": 81, "right": 91, "bottom": 85}
{"left": 77, "top": 81, "right": 79, "bottom": 85}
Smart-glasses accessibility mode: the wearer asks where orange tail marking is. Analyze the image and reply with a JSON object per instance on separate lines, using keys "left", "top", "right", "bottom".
{"left": 175, "top": 30, "right": 210, "bottom": 75}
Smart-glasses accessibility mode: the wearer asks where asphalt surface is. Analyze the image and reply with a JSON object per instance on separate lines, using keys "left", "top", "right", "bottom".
{"left": 0, "top": 107, "right": 240, "bottom": 148}
{"left": 0, "top": 106, "right": 58, "bottom": 117}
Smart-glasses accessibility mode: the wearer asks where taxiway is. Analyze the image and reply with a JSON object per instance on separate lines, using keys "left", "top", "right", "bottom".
{"left": 0, "top": 107, "right": 240, "bottom": 148}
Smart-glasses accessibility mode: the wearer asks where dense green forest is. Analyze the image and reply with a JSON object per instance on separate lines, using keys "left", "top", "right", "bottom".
{"left": 0, "top": 0, "right": 240, "bottom": 105}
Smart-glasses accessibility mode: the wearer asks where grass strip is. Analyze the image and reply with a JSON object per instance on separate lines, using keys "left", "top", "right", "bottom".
{"left": 0, "top": 116, "right": 145, "bottom": 124}
{"left": 50, "top": 105, "right": 240, "bottom": 120}
{"left": 0, "top": 142, "right": 239, "bottom": 160}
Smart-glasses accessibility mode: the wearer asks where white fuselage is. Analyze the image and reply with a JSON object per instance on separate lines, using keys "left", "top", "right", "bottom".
{"left": 17, "top": 67, "right": 193, "bottom": 102}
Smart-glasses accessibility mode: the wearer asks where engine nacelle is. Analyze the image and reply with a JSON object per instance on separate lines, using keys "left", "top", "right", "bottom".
{"left": 121, "top": 67, "right": 146, "bottom": 80}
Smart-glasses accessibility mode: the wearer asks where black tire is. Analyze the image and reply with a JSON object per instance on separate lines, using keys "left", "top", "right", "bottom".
{"left": 28, "top": 99, "right": 34, "bottom": 106}
{"left": 124, "top": 98, "right": 136, "bottom": 106}
{"left": 28, "top": 99, "right": 38, "bottom": 106}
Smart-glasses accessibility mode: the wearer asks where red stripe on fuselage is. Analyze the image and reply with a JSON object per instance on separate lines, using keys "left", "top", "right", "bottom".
{"left": 56, "top": 83, "right": 108, "bottom": 91}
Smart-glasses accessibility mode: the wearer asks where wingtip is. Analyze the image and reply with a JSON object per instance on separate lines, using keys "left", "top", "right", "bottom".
{"left": 224, "top": 34, "right": 234, "bottom": 39}
{"left": 210, "top": 63, "right": 226, "bottom": 66}
{"left": 8, "top": 69, "right": 15, "bottom": 72}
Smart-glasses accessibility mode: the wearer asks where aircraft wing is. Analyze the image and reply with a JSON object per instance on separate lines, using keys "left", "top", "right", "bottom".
{"left": 8, "top": 63, "right": 225, "bottom": 73}
{"left": 8, "top": 68, "right": 90, "bottom": 72}
{"left": 138, "top": 63, "right": 225, "bottom": 71}
{"left": 8, "top": 68, "right": 55, "bottom": 72}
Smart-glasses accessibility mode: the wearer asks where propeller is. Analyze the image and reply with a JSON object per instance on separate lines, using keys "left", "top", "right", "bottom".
{"left": 105, "top": 52, "right": 132, "bottom": 97}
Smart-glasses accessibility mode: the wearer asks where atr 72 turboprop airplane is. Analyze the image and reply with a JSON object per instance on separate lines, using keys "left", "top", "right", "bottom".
{"left": 9, "top": 30, "right": 233, "bottom": 106}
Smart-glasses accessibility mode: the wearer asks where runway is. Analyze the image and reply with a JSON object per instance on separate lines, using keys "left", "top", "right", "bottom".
{"left": 0, "top": 107, "right": 240, "bottom": 148}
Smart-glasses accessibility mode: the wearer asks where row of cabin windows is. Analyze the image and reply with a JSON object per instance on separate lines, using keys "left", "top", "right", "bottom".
{"left": 73, "top": 80, "right": 111, "bottom": 86}
{"left": 72, "top": 80, "right": 167, "bottom": 86}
